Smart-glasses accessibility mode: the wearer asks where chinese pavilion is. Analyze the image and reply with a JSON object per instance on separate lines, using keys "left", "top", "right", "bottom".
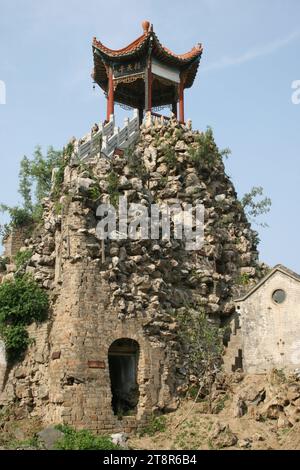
{"left": 92, "top": 21, "right": 203, "bottom": 124}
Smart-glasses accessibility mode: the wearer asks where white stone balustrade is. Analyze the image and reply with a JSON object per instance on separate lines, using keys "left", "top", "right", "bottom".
{"left": 72, "top": 109, "right": 140, "bottom": 163}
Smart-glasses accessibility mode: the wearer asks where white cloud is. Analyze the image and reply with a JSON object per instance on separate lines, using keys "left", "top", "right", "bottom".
{"left": 203, "top": 30, "right": 300, "bottom": 72}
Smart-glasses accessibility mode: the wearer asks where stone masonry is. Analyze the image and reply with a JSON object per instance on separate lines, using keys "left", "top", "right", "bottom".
{"left": 3, "top": 227, "right": 30, "bottom": 259}
{"left": 234, "top": 265, "right": 300, "bottom": 374}
{"left": 0, "top": 116, "right": 259, "bottom": 432}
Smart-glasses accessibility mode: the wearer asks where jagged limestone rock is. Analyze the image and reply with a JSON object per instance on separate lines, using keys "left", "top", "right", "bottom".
{"left": 0, "top": 119, "right": 259, "bottom": 433}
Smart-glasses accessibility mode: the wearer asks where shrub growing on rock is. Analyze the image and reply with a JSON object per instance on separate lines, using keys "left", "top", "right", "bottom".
{"left": 176, "top": 308, "right": 224, "bottom": 409}
{"left": 14, "top": 249, "right": 33, "bottom": 270}
{"left": 0, "top": 275, "right": 49, "bottom": 360}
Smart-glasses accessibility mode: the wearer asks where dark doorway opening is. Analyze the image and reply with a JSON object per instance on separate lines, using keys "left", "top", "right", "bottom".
{"left": 108, "top": 338, "right": 140, "bottom": 417}
{"left": 233, "top": 348, "right": 243, "bottom": 372}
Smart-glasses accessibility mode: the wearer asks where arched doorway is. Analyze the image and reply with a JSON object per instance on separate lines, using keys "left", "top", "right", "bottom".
{"left": 108, "top": 338, "right": 140, "bottom": 417}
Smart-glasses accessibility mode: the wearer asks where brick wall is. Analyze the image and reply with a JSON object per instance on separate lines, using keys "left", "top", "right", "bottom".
{"left": 3, "top": 227, "right": 30, "bottom": 259}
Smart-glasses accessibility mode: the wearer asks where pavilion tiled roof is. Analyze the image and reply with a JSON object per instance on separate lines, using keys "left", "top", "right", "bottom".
{"left": 151, "top": 32, "right": 203, "bottom": 65}
{"left": 92, "top": 32, "right": 150, "bottom": 59}
{"left": 92, "top": 31, "right": 203, "bottom": 65}
{"left": 92, "top": 22, "right": 203, "bottom": 90}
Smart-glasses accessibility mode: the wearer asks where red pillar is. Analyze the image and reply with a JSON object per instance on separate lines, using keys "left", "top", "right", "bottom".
{"left": 179, "top": 79, "right": 184, "bottom": 123}
{"left": 145, "top": 59, "right": 152, "bottom": 113}
{"left": 107, "top": 67, "right": 114, "bottom": 122}
{"left": 172, "top": 101, "right": 178, "bottom": 118}
{"left": 148, "top": 68, "right": 152, "bottom": 112}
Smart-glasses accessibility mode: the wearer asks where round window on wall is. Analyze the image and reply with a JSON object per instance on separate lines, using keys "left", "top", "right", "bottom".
{"left": 272, "top": 289, "right": 286, "bottom": 304}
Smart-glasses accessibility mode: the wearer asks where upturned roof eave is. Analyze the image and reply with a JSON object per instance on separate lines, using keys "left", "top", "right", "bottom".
{"left": 92, "top": 31, "right": 203, "bottom": 68}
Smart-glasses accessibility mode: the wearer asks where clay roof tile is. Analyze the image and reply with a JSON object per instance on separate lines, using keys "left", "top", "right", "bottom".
{"left": 92, "top": 25, "right": 203, "bottom": 65}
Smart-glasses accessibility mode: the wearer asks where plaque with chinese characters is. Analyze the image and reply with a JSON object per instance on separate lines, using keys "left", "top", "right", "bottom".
{"left": 113, "top": 59, "right": 146, "bottom": 79}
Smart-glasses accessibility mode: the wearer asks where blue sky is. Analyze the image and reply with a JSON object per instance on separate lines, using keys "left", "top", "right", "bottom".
{"left": 0, "top": 0, "right": 299, "bottom": 271}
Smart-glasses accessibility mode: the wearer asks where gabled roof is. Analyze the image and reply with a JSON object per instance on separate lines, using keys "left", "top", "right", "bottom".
{"left": 235, "top": 264, "right": 300, "bottom": 302}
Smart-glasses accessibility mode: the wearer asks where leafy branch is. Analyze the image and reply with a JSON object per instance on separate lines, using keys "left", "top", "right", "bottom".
{"left": 1, "top": 144, "right": 68, "bottom": 242}
{"left": 241, "top": 186, "right": 272, "bottom": 227}
{"left": 176, "top": 308, "right": 224, "bottom": 405}
{"left": 189, "top": 127, "right": 231, "bottom": 170}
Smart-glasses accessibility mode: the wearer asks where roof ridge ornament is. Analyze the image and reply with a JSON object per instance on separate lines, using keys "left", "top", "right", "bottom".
{"left": 142, "top": 20, "right": 151, "bottom": 34}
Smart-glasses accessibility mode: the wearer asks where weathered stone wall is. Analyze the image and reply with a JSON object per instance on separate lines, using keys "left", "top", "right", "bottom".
{"left": 0, "top": 322, "right": 50, "bottom": 409}
{"left": 222, "top": 312, "right": 243, "bottom": 373}
{"left": 0, "top": 117, "right": 259, "bottom": 432}
{"left": 237, "top": 272, "right": 300, "bottom": 373}
{"left": 3, "top": 227, "right": 30, "bottom": 259}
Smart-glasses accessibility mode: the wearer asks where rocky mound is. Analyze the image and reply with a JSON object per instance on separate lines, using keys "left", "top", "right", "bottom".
{"left": 0, "top": 117, "right": 260, "bottom": 426}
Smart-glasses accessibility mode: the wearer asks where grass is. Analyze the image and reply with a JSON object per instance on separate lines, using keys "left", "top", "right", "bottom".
{"left": 88, "top": 185, "right": 101, "bottom": 201}
{"left": 138, "top": 415, "right": 167, "bottom": 437}
{"left": 7, "top": 436, "right": 40, "bottom": 450}
{"left": 54, "top": 425, "right": 121, "bottom": 450}
{"left": 236, "top": 272, "right": 251, "bottom": 286}
{"left": 213, "top": 394, "right": 229, "bottom": 414}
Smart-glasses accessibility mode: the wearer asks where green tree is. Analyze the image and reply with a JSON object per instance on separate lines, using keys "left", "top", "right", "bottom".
{"left": 28, "top": 146, "right": 63, "bottom": 204}
{"left": 241, "top": 186, "right": 271, "bottom": 227}
{"left": 0, "top": 205, "right": 34, "bottom": 233}
{"left": 1, "top": 145, "right": 65, "bottom": 240}
{"left": 19, "top": 156, "right": 33, "bottom": 213}
{"left": 176, "top": 308, "right": 224, "bottom": 411}
{"left": 189, "top": 127, "right": 231, "bottom": 169}
{"left": 18, "top": 146, "right": 64, "bottom": 217}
